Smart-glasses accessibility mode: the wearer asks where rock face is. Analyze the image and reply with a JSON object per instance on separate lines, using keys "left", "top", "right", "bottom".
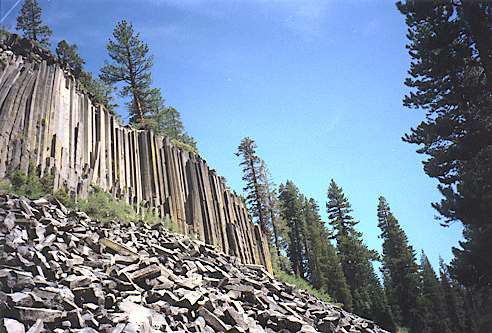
{"left": 0, "top": 34, "right": 270, "bottom": 270}
{"left": 0, "top": 194, "right": 390, "bottom": 333}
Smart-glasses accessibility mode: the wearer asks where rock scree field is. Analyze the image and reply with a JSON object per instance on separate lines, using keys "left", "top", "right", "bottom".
{"left": 0, "top": 194, "right": 389, "bottom": 333}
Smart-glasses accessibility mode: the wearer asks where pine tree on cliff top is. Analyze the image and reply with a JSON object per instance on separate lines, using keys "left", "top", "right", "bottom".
{"left": 56, "top": 40, "right": 85, "bottom": 77}
{"left": 79, "top": 72, "right": 117, "bottom": 113}
{"left": 52, "top": 39, "right": 116, "bottom": 113}
{"left": 377, "top": 196, "right": 419, "bottom": 328}
{"left": 16, "top": 0, "right": 52, "bottom": 48}
{"left": 153, "top": 107, "right": 196, "bottom": 147}
{"left": 100, "top": 20, "right": 154, "bottom": 124}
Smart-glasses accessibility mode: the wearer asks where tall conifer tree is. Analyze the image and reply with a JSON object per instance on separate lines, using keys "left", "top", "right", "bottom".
{"left": 260, "top": 161, "right": 285, "bottom": 258}
{"left": 302, "top": 197, "right": 352, "bottom": 309}
{"left": 327, "top": 180, "right": 392, "bottom": 326}
{"left": 236, "top": 138, "right": 269, "bottom": 234}
{"left": 415, "top": 252, "right": 453, "bottom": 333}
{"left": 439, "top": 259, "right": 466, "bottom": 333}
{"left": 16, "top": 0, "right": 52, "bottom": 47}
{"left": 397, "top": 0, "right": 492, "bottom": 287}
{"left": 278, "top": 180, "right": 306, "bottom": 277}
{"left": 326, "top": 179, "right": 357, "bottom": 239}
{"left": 377, "top": 196, "right": 419, "bottom": 329}
{"left": 100, "top": 20, "right": 154, "bottom": 124}
{"left": 366, "top": 269, "right": 396, "bottom": 332}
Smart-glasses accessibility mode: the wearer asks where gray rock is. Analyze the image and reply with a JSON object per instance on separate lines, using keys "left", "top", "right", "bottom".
{"left": 3, "top": 318, "right": 25, "bottom": 333}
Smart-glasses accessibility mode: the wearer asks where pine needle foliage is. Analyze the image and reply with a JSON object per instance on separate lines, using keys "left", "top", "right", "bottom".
{"left": 236, "top": 137, "right": 269, "bottom": 234}
{"left": 56, "top": 40, "right": 85, "bottom": 77}
{"left": 100, "top": 20, "right": 154, "bottom": 124}
{"left": 397, "top": 0, "right": 492, "bottom": 287}
{"left": 16, "top": 0, "right": 52, "bottom": 47}
{"left": 377, "top": 196, "right": 419, "bottom": 329}
{"left": 327, "top": 180, "right": 393, "bottom": 327}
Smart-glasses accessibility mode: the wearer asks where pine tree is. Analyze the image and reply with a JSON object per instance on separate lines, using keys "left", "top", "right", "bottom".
{"left": 54, "top": 40, "right": 116, "bottom": 113}
{"left": 266, "top": 187, "right": 283, "bottom": 258}
{"left": 327, "top": 180, "right": 392, "bottom": 326}
{"left": 100, "top": 20, "right": 154, "bottom": 124}
{"left": 326, "top": 180, "right": 363, "bottom": 291}
{"left": 415, "top": 252, "right": 453, "bottom": 333}
{"left": 56, "top": 40, "right": 85, "bottom": 77}
{"left": 278, "top": 180, "right": 306, "bottom": 277}
{"left": 302, "top": 197, "right": 320, "bottom": 285}
{"left": 326, "top": 179, "right": 357, "bottom": 239}
{"left": 236, "top": 137, "right": 269, "bottom": 234}
{"left": 302, "top": 197, "right": 352, "bottom": 309}
{"left": 439, "top": 259, "right": 466, "bottom": 333}
{"left": 79, "top": 72, "right": 117, "bottom": 113}
{"left": 366, "top": 270, "right": 396, "bottom": 332}
{"left": 259, "top": 160, "right": 287, "bottom": 259}
{"left": 16, "top": 0, "right": 52, "bottom": 47}
{"left": 397, "top": 0, "right": 492, "bottom": 287}
{"left": 377, "top": 196, "right": 419, "bottom": 329}
{"left": 143, "top": 101, "right": 198, "bottom": 152}
{"left": 154, "top": 107, "right": 182, "bottom": 139}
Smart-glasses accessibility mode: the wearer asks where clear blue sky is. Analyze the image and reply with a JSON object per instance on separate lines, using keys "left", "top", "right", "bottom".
{"left": 1, "top": 0, "right": 463, "bottom": 269}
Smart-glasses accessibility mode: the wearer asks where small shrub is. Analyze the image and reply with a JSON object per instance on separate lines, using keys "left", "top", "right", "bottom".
{"left": 0, "top": 178, "right": 11, "bottom": 192}
{"left": 2, "top": 164, "right": 53, "bottom": 199}
{"left": 140, "top": 210, "right": 162, "bottom": 226}
{"left": 171, "top": 139, "right": 199, "bottom": 155}
{"left": 0, "top": 26, "right": 9, "bottom": 41}
{"left": 271, "top": 250, "right": 331, "bottom": 304}
{"left": 274, "top": 270, "right": 332, "bottom": 303}
{"left": 396, "top": 327, "right": 410, "bottom": 333}
{"left": 161, "top": 214, "right": 179, "bottom": 233}
{"left": 52, "top": 189, "right": 77, "bottom": 210}
{"left": 138, "top": 209, "right": 179, "bottom": 233}
{"left": 77, "top": 187, "right": 137, "bottom": 223}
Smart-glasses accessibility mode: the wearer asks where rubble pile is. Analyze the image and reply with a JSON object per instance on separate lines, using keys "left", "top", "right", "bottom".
{"left": 0, "top": 194, "right": 389, "bottom": 333}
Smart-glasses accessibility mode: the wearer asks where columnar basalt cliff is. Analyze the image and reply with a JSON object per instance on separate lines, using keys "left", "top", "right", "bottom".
{"left": 0, "top": 34, "right": 271, "bottom": 271}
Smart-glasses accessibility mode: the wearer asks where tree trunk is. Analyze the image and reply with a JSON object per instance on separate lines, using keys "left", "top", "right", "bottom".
{"left": 31, "top": 3, "right": 37, "bottom": 42}
{"left": 249, "top": 158, "right": 266, "bottom": 233}
{"left": 269, "top": 196, "right": 281, "bottom": 258}
{"left": 126, "top": 46, "right": 144, "bottom": 123}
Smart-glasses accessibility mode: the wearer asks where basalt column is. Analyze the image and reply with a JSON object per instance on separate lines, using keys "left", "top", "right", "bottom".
{"left": 0, "top": 34, "right": 272, "bottom": 272}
